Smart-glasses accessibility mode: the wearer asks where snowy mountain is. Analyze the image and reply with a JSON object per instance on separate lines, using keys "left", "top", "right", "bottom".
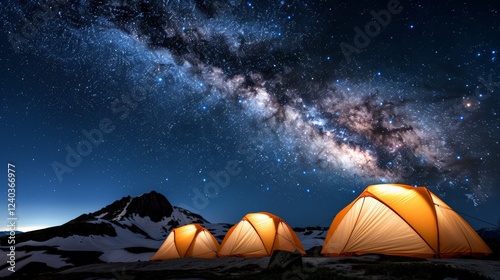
{"left": 66, "top": 190, "right": 210, "bottom": 240}
{"left": 0, "top": 191, "right": 325, "bottom": 277}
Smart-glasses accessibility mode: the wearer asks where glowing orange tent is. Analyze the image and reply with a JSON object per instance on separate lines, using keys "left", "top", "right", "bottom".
{"left": 321, "top": 184, "right": 492, "bottom": 258}
{"left": 150, "top": 224, "right": 220, "bottom": 260}
{"left": 218, "top": 212, "right": 305, "bottom": 257}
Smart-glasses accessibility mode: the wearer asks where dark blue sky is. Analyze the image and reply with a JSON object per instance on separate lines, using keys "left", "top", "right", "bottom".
{"left": 1, "top": 0, "right": 499, "bottom": 231}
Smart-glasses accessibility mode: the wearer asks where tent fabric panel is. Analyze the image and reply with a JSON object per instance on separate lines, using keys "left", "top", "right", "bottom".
{"left": 245, "top": 213, "right": 278, "bottom": 255}
{"left": 187, "top": 230, "right": 219, "bottom": 258}
{"left": 431, "top": 194, "right": 492, "bottom": 256}
{"left": 323, "top": 199, "right": 358, "bottom": 246}
{"left": 322, "top": 197, "right": 366, "bottom": 255}
{"left": 218, "top": 220, "right": 268, "bottom": 257}
{"left": 150, "top": 232, "right": 180, "bottom": 260}
{"left": 274, "top": 221, "right": 306, "bottom": 255}
{"left": 323, "top": 197, "right": 435, "bottom": 257}
{"left": 365, "top": 184, "right": 439, "bottom": 251}
{"left": 174, "top": 224, "right": 199, "bottom": 257}
{"left": 343, "top": 197, "right": 434, "bottom": 256}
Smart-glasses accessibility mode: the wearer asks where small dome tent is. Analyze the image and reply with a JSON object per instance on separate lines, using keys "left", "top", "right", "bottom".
{"left": 218, "top": 212, "right": 305, "bottom": 257}
{"left": 150, "top": 224, "right": 220, "bottom": 260}
{"left": 321, "top": 184, "right": 492, "bottom": 258}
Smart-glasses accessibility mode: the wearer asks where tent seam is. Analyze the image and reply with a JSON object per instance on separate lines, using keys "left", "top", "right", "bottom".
{"left": 188, "top": 227, "right": 202, "bottom": 257}
{"left": 274, "top": 221, "right": 300, "bottom": 251}
{"left": 425, "top": 188, "right": 441, "bottom": 258}
{"left": 246, "top": 216, "right": 271, "bottom": 255}
{"left": 341, "top": 196, "right": 366, "bottom": 255}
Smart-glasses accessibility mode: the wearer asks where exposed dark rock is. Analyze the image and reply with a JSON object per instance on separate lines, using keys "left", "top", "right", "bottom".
{"left": 268, "top": 250, "right": 303, "bottom": 271}
{"left": 125, "top": 191, "right": 174, "bottom": 222}
{"left": 71, "top": 196, "right": 132, "bottom": 223}
{"left": 57, "top": 250, "right": 105, "bottom": 266}
{"left": 173, "top": 207, "right": 209, "bottom": 224}
{"left": 1, "top": 222, "right": 117, "bottom": 244}
{"left": 122, "top": 224, "right": 151, "bottom": 239}
{"left": 306, "top": 246, "right": 323, "bottom": 257}
{"left": 167, "top": 219, "right": 179, "bottom": 229}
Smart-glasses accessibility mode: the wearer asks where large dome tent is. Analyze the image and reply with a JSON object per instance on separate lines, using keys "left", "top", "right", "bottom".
{"left": 321, "top": 184, "right": 492, "bottom": 258}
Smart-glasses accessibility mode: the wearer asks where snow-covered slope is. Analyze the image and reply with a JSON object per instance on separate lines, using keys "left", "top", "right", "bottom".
{"left": 294, "top": 226, "right": 328, "bottom": 253}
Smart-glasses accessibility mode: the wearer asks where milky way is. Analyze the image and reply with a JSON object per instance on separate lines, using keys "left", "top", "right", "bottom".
{"left": 4, "top": 0, "right": 499, "bottom": 209}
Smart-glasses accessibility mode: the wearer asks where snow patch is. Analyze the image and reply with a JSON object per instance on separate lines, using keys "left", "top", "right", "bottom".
{"left": 0, "top": 251, "right": 69, "bottom": 277}
{"left": 113, "top": 200, "right": 131, "bottom": 221}
{"left": 95, "top": 212, "right": 108, "bottom": 219}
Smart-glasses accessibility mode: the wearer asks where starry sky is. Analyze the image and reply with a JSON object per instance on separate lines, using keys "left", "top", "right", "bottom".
{"left": 1, "top": 0, "right": 499, "bottom": 231}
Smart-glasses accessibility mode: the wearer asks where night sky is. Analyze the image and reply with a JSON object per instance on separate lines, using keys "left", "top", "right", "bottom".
{"left": 1, "top": 0, "right": 499, "bottom": 232}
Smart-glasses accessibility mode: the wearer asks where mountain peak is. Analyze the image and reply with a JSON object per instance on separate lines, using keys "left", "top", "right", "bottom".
{"left": 126, "top": 191, "right": 174, "bottom": 222}
{"left": 71, "top": 191, "right": 174, "bottom": 223}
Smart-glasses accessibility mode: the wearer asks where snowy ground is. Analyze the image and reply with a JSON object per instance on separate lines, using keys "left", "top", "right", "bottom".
{"left": 57, "top": 255, "right": 500, "bottom": 280}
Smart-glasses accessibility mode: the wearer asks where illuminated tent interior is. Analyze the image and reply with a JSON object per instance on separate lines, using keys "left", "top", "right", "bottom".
{"left": 321, "top": 184, "right": 493, "bottom": 258}
{"left": 150, "top": 224, "right": 220, "bottom": 260}
{"left": 218, "top": 212, "right": 305, "bottom": 257}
